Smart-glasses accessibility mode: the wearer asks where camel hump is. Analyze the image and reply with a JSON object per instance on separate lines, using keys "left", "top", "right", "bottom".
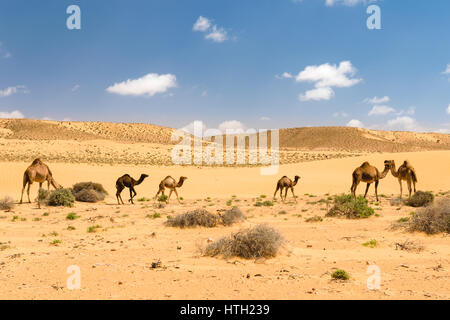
{"left": 31, "top": 158, "right": 43, "bottom": 165}
{"left": 403, "top": 160, "right": 413, "bottom": 168}
{"left": 361, "top": 161, "right": 371, "bottom": 167}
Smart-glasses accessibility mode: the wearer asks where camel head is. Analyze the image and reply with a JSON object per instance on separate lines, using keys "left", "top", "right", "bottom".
{"left": 140, "top": 174, "right": 149, "bottom": 179}
{"left": 293, "top": 175, "right": 301, "bottom": 185}
{"left": 177, "top": 176, "right": 187, "bottom": 187}
{"left": 384, "top": 160, "right": 395, "bottom": 169}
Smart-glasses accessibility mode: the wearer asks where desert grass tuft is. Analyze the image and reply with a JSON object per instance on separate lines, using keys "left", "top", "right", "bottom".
{"left": 204, "top": 224, "right": 283, "bottom": 259}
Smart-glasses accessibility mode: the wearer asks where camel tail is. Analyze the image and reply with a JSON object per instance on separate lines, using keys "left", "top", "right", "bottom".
{"left": 351, "top": 172, "right": 358, "bottom": 192}
{"left": 410, "top": 169, "right": 418, "bottom": 183}
{"left": 22, "top": 171, "right": 30, "bottom": 188}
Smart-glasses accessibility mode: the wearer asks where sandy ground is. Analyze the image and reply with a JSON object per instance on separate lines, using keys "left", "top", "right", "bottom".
{"left": 0, "top": 151, "right": 449, "bottom": 299}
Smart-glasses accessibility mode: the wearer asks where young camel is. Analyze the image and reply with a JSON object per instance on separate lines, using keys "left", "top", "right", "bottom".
{"left": 115, "top": 174, "right": 149, "bottom": 205}
{"left": 20, "top": 158, "right": 62, "bottom": 204}
{"left": 154, "top": 176, "right": 187, "bottom": 204}
{"left": 350, "top": 161, "right": 390, "bottom": 202}
{"left": 384, "top": 160, "right": 418, "bottom": 199}
{"left": 273, "top": 176, "right": 300, "bottom": 202}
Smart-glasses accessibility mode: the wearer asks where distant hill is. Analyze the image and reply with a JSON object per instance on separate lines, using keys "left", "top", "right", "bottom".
{"left": 1, "top": 119, "right": 449, "bottom": 153}
{"left": 0, "top": 119, "right": 176, "bottom": 144}
{"left": 278, "top": 126, "right": 450, "bottom": 152}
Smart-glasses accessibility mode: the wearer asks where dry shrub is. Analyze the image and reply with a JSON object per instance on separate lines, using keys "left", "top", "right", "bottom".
{"left": 166, "top": 209, "right": 219, "bottom": 228}
{"left": 72, "top": 182, "right": 107, "bottom": 203}
{"left": 406, "top": 191, "right": 434, "bottom": 207}
{"left": 166, "top": 207, "right": 246, "bottom": 228}
{"left": 74, "top": 189, "right": 104, "bottom": 203}
{"left": 0, "top": 196, "right": 15, "bottom": 212}
{"left": 204, "top": 224, "right": 283, "bottom": 259}
{"left": 409, "top": 198, "right": 450, "bottom": 234}
{"left": 395, "top": 240, "right": 424, "bottom": 253}
{"left": 220, "top": 207, "right": 246, "bottom": 226}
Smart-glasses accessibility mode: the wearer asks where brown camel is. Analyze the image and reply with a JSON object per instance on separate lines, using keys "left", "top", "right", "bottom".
{"left": 154, "top": 176, "right": 187, "bottom": 204}
{"left": 273, "top": 175, "right": 300, "bottom": 202}
{"left": 350, "top": 161, "right": 390, "bottom": 202}
{"left": 384, "top": 160, "right": 418, "bottom": 199}
{"left": 20, "top": 158, "right": 62, "bottom": 204}
{"left": 115, "top": 174, "right": 149, "bottom": 205}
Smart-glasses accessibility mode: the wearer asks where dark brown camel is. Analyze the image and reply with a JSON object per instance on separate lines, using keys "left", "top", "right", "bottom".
{"left": 273, "top": 175, "right": 300, "bottom": 202}
{"left": 115, "top": 174, "right": 149, "bottom": 205}
{"left": 350, "top": 162, "right": 390, "bottom": 202}
{"left": 154, "top": 176, "right": 187, "bottom": 204}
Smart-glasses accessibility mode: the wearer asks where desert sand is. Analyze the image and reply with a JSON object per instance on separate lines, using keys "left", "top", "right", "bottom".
{"left": 0, "top": 120, "right": 449, "bottom": 300}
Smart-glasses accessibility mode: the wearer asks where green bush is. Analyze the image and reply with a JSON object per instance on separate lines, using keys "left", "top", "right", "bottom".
{"left": 47, "top": 189, "right": 75, "bottom": 207}
{"left": 158, "top": 194, "right": 169, "bottom": 203}
{"left": 331, "top": 269, "right": 350, "bottom": 280}
{"left": 406, "top": 191, "right": 434, "bottom": 208}
{"left": 326, "top": 194, "right": 374, "bottom": 219}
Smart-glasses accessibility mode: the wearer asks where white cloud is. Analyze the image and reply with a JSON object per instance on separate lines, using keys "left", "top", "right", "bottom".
{"left": 0, "top": 85, "right": 29, "bottom": 97}
{"left": 205, "top": 25, "right": 228, "bottom": 43}
{"left": 0, "top": 42, "right": 11, "bottom": 59}
{"left": 260, "top": 116, "right": 271, "bottom": 121}
{"left": 275, "top": 72, "right": 293, "bottom": 79}
{"left": 347, "top": 119, "right": 364, "bottom": 128}
{"left": 364, "top": 96, "right": 390, "bottom": 104}
{"left": 368, "top": 105, "right": 396, "bottom": 116}
{"left": 193, "top": 16, "right": 211, "bottom": 32}
{"left": 443, "top": 64, "right": 450, "bottom": 75}
{"left": 296, "top": 61, "right": 361, "bottom": 101}
{"left": 193, "top": 16, "right": 230, "bottom": 43}
{"left": 396, "top": 106, "right": 416, "bottom": 116}
{"left": 106, "top": 73, "right": 177, "bottom": 97}
{"left": 71, "top": 84, "right": 80, "bottom": 92}
{"left": 201, "top": 90, "right": 207, "bottom": 97}
{"left": 0, "top": 110, "right": 24, "bottom": 119}
{"left": 218, "top": 120, "right": 247, "bottom": 134}
{"left": 333, "top": 111, "right": 349, "bottom": 118}
{"left": 299, "top": 87, "right": 335, "bottom": 101}
{"left": 447, "top": 104, "right": 450, "bottom": 115}
{"left": 387, "top": 116, "right": 421, "bottom": 131}
{"left": 325, "top": 0, "right": 377, "bottom": 6}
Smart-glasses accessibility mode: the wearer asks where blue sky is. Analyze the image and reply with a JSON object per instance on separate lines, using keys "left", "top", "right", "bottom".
{"left": 0, "top": 0, "right": 449, "bottom": 133}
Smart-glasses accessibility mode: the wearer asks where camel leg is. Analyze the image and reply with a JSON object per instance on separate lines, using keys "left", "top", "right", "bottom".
{"left": 20, "top": 183, "right": 27, "bottom": 204}
{"left": 128, "top": 188, "right": 135, "bottom": 204}
{"left": 273, "top": 185, "right": 280, "bottom": 200}
{"left": 364, "top": 183, "right": 371, "bottom": 199}
{"left": 167, "top": 190, "right": 173, "bottom": 204}
{"left": 118, "top": 194, "right": 125, "bottom": 205}
{"left": 279, "top": 187, "right": 284, "bottom": 201}
{"left": 131, "top": 187, "right": 137, "bottom": 203}
{"left": 284, "top": 188, "right": 288, "bottom": 202}
{"left": 154, "top": 188, "right": 163, "bottom": 201}
{"left": 374, "top": 180, "right": 379, "bottom": 202}
{"left": 398, "top": 179, "right": 403, "bottom": 199}
{"left": 351, "top": 180, "right": 360, "bottom": 199}
{"left": 173, "top": 188, "right": 181, "bottom": 204}
{"left": 27, "top": 182, "right": 32, "bottom": 203}
{"left": 290, "top": 187, "right": 297, "bottom": 202}
{"left": 407, "top": 178, "right": 412, "bottom": 199}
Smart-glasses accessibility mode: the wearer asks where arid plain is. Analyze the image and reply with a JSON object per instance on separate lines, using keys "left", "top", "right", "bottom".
{"left": 0, "top": 119, "right": 449, "bottom": 299}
